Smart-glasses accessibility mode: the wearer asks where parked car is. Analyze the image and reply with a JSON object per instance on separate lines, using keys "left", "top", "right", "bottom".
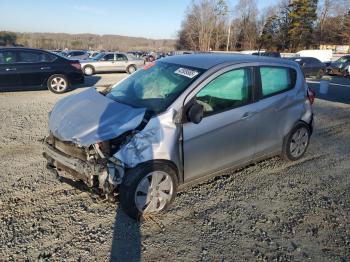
{"left": 295, "top": 49, "right": 333, "bottom": 63}
{"left": 252, "top": 51, "right": 281, "bottom": 58}
{"left": 59, "top": 50, "right": 89, "bottom": 60}
{"left": 288, "top": 56, "right": 326, "bottom": 78}
{"left": 43, "top": 54, "right": 315, "bottom": 219}
{"left": 0, "top": 47, "right": 84, "bottom": 93}
{"left": 327, "top": 55, "right": 350, "bottom": 77}
{"left": 80, "top": 52, "right": 145, "bottom": 75}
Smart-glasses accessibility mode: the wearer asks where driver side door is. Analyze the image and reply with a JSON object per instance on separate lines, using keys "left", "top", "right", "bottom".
{"left": 183, "top": 67, "right": 258, "bottom": 181}
{"left": 97, "top": 53, "right": 116, "bottom": 71}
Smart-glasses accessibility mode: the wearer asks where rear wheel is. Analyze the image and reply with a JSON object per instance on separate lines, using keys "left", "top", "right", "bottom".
{"left": 47, "top": 74, "right": 69, "bottom": 94}
{"left": 282, "top": 123, "right": 310, "bottom": 161}
{"left": 127, "top": 65, "right": 137, "bottom": 74}
{"left": 119, "top": 162, "right": 178, "bottom": 220}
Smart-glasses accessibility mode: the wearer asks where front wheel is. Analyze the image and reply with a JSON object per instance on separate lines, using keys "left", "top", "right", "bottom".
{"left": 47, "top": 74, "right": 69, "bottom": 94}
{"left": 119, "top": 162, "right": 178, "bottom": 220}
{"left": 282, "top": 123, "right": 311, "bottom": 161}
{"left": 83, "top": 65, "right": 94, "bottom": 76}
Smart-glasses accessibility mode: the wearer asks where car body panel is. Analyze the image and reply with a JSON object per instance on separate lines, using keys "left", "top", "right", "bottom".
{"left": 49, "top": 87, "right": 146, "bottom": 146}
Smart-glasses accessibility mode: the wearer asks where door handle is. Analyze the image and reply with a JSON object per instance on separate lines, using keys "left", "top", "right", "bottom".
{"left": 40, "top": 67, "right": 51, "bottom": 70}
{"left": 241, "top": 112, "right": 256, "bottom": 119}
{"left": 5, "top": 68, "right": 16, "bottom": 71}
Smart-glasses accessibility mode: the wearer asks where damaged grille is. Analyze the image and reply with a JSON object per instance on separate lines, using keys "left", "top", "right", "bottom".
{"left": 47, "top": 133, "right": 88, "bottom": 161}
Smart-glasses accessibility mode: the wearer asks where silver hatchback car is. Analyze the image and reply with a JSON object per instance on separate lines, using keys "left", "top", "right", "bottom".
{"left": 80, "top": 52, "right": 145, "bottom": 75}
{"left": 43, "top": 54, "right": 315, "bottom": 219}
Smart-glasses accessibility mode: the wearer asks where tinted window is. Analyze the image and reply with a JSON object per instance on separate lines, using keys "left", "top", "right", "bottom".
{"left": 18, "top": 51, "right": 56, "bottom": 63}
{"left": 260, "top": 67, "right": 296, "bottom": 97}
{"left": 103, "top": 54, "right": 115, "bottom": 61}
{"left": 0, "top": 51, "right": 17, "bottom": 64}
{"left": 116, "top": 54, "right": 128, "bottom": 61}
{"left": 196, "top": 68, "right": 252, "bottom": 115}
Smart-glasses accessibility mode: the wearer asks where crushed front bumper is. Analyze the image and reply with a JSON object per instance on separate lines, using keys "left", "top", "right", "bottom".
{"left": 43, "top": 142, "right": 102, "bottom": 186}
{"left": 43, "top": 140, "right": 124, "bottom": 193}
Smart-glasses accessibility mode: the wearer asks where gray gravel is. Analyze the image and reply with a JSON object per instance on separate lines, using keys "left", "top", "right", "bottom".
{"left": 0, "top": 86, "right": 349, "bottom": 261}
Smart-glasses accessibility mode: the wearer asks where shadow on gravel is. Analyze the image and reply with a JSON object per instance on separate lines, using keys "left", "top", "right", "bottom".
{"left": 110, "top": 207, "right": 141, "bottom": 262}
{"left": 0, "top": 76, "right": 101, "bottom": 93}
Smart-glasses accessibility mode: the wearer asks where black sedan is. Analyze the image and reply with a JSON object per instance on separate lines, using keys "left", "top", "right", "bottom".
{"left": 287, "top": 57, "right": 326, "bottom": 79}
{"left": 0, "top": 47, "right": 84, "bottom": 94}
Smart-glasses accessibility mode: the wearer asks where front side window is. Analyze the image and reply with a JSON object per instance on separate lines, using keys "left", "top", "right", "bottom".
{"left": 196, "top": 68, "right": 252, "bottom": 115}
{"left": 106, "top": 62, "right": 203, "bottom": 113}
{"left": 260, "top": 67, "right": 296, "bottom": 97}
{"left": 0, "top": 51, "right": 17, "bottom": 64}
{"left": 103, "top": 54, "right": 115, "bottom": 61}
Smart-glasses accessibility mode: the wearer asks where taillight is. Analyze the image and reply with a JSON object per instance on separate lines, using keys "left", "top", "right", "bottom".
{"left": 307, "top": 87, "right": 316, "bottom": 105}
{"left": 70, "top": 61, "right": 81, "bottom": 70}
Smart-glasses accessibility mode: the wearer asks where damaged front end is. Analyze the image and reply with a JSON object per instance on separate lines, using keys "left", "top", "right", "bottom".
{"left": 43, "top": 133, "right": 125, "bottom": 195}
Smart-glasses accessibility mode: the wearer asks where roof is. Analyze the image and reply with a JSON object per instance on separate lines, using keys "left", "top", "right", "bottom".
{"left": 161, "top": 53, "right": 295, "bottom": 70}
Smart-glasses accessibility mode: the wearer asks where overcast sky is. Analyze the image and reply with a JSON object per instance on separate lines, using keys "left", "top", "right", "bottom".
{"left": 0, "top": 0, "right": 276, "bottom": 39}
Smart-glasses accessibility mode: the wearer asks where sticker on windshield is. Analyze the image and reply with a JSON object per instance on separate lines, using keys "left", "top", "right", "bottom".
{"left": 174, "top": 68, "right": 199, "bottom": 78}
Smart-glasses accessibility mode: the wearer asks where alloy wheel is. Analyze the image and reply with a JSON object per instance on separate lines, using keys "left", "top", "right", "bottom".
{"left": 50, "top": 77, "right": 67, "bottom": 92}
{"left": 290, "top": 127, "right": 309, "bottom": 158}
{"left": 134, "top": 171, "right": 174, "bottom": 213}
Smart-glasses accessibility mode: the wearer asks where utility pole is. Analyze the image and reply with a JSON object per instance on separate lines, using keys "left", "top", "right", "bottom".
{"left": 226, "top": 23, "right": 231, "bottom": 51}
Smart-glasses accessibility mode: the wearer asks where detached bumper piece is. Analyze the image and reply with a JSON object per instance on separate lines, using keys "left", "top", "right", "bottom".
{"left": 43, "top": 137, "right": 124, "bottom": 195}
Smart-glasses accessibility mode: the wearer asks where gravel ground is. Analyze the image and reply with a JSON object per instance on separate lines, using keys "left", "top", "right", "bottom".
{"left": 0, "top": 85, "right": 349, "bottom": 261}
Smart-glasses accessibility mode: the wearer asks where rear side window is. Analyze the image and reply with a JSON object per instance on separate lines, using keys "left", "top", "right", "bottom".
{"left": 260, "top": 67, "right": 296, "bottom": 97}
{"left": 18, "top": 51, "right": 56, "bottom": 63}
{"left": 0, "top": 51, "right": 17, "bottom": 64}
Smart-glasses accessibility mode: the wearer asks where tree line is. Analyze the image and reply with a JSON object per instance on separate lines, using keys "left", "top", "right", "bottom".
{"left": 177, "top": 0, "right": 350, "bottom": 52}
{"left": 0, "top": 31, "right": 176, "bottom": 51}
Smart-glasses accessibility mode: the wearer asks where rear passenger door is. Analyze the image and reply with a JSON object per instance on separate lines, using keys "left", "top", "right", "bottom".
{"left": 115, "top": 54, "right": 128, "bottom": 71}
{"left": 16, "top": 50, "right": 56, "bottom": 86}
{"left": 253, "top": 66, "right": 298, "bottom": 159}
{"left": 0, "top": 50, "right": 20, "bottom": 87}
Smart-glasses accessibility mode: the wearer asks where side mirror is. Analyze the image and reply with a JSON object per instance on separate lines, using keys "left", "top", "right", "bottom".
{"left": 187, "top": 102, "right": 204, "bottom": 124}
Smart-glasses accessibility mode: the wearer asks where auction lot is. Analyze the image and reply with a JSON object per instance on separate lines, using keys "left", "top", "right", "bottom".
{"left": 0, "top": 74, "right": 350, "bottom": 261}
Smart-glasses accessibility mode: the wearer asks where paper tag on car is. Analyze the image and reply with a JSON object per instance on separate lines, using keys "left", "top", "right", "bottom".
{"left": 175, "top": 68, "right": 199, "bottom": 78}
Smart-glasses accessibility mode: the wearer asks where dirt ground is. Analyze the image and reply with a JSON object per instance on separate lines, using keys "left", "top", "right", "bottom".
{"left": 0, "top": 84, "right": 349, "bottom": 261}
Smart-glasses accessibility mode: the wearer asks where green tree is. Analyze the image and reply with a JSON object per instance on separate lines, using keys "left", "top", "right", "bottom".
{"left": 0, "top": 31, "right": 17, "bottom": 46}
{"left": 288, "top": 0, "right": 318, "bottom": 51}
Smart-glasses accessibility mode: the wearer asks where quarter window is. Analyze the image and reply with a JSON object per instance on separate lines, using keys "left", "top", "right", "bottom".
{"left": 260, "top": 67, "right": 296, "bottom": 97}
{"left": 196, "top": 68, "right": 252, "bottom": 115}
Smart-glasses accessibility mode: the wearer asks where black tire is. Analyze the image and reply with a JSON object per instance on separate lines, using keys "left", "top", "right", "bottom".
{"left": 47, "top": 74, "right": 69, "bottom": 94}
{"left": 127, "top": 65, "right": 137, "bottom": 74}
{"left": 119, "top": 162, "right": 178, "bottom": 220}
{"left": 282, "top": 122, "right": 311, "bottom": 161}
{"left": 83, "top": 65, "right": 95, "bottom": 76}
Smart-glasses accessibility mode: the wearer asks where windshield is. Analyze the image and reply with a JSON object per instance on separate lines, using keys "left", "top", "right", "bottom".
{"left": 336, "top": 56, "right": 350, "bottom": 63}
{"left": 93, "top": 52, "right": 105, "bottom": 60}
{"left": 106, "top": 62, "right": 204, "bottom": 113}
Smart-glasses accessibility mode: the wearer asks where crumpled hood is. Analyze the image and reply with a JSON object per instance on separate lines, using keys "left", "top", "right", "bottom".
{"left": 49, "top": 88, "right": 146, "bottom": 146}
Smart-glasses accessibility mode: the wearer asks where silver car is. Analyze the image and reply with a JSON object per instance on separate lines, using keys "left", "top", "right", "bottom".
{"left": 43, "top": 54, "right": 315, "bottom": 219}
{"left": 80, "top": 52, "right": 145, "bottom": 75}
